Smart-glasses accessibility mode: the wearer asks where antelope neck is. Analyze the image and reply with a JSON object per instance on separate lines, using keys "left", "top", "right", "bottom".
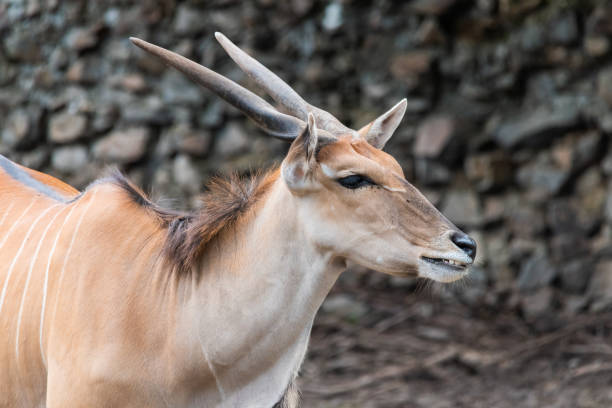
{"left": 180, "top": 178, "right": 345, "bottom": 407}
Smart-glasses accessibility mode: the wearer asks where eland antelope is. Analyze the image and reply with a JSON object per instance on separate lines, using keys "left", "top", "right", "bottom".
{"left": 0, "top": 33, "right": 476, "bottom": 408}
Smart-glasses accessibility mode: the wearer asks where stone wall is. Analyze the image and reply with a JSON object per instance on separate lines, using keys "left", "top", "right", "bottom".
{"left": 2, "top": 0, "right": 612, "bottom": 317}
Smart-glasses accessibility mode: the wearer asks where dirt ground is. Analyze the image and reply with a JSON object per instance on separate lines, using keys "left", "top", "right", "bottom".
{"left": 300, "top": 281, "right": 612, "bottom": 408}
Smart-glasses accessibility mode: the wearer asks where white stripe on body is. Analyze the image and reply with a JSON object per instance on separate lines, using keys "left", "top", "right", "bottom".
{"left": 0, "top": 202, "right": 15, "bottom": 230}
{"left": 0, "top": 198, "right": 37, "bottom": 252}
{"left": 15, "top": 205, "right": 66, "bottom": 361}
{"left": 49, "top": 189, "right": 98, "bottom": 340}
{"left": 0, "top": 198, "right": 40, "bottom": 314}
{"left": 39, "top": 201, "right": 81, "bottom": 368}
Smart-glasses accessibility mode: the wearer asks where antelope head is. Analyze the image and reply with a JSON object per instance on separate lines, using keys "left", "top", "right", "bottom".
{"left": 131, "top": 33, "right": 476, "bottom": 283}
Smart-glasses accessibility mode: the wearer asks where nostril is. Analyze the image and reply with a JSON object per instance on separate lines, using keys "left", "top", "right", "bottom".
{"left": 450, "top": 232, "right": 477, "bottom": 260}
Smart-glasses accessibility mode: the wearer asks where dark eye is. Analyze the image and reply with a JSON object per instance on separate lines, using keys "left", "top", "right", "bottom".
{"left": 337, "top": 175, "right": 375, "bottom": 189}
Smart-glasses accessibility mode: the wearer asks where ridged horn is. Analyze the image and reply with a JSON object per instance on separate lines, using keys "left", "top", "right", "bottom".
{"left": 214, "top": 32, "right": 354, "bottom": 137}
{"left": 130, "top": 37, "right": 306, "bottom": 140}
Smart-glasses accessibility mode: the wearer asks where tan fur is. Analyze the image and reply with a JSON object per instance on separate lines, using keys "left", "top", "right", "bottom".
{"left": 0, "top": 35, "right": 475, "bottom": 407}
{"left": 162, "top": 169, "right": 279, "bottom": 272}
{"left": 16, "top": 164, "right": 80, "bottom": 197}
{"left": 0, "top": 123, "right": 472, "bottom": 407}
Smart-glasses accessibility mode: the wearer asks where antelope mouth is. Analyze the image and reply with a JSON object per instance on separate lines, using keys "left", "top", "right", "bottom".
{"left": 421, "top": 256, "right": 468, "bottom": 271}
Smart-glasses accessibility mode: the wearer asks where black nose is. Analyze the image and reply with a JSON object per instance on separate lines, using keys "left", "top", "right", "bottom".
{"left": 451, "top": 232, "right": 477, "bottom": 260}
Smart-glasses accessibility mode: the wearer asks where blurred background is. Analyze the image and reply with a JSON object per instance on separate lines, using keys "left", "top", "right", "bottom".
{"left": 2, "top": 0, "right": 612, "bottom": 406}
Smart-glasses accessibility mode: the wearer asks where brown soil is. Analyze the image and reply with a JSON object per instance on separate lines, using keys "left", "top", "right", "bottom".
{"left": 300, "top": 283, "right": 612, "bottom": 408}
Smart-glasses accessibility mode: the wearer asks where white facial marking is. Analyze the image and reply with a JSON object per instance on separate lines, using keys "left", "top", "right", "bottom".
{"left": 381, "top": 184, "right": 406, "bottom": 193}
{"left": 0, "top": 198, "right": 40, "bottom": 315}
{"left": 320, "top": 164, "right": 336, "bottom": 178}
{"left": 40, "top": 202, "right": 79, "bottom": 368}
{"left": 16, "top": 205, "right": 64, "bottom": 361}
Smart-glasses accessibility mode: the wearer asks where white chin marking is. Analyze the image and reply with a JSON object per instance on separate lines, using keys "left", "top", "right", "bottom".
{"left": 419, "top": 260, "right": 469, "bottom": 283}
{"left": 424, "top": 269, "right": 467, "bottom": 283}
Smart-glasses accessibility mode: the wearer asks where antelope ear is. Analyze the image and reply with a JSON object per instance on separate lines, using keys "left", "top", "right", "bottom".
{"left": 282, "top": 113, "right": 325, "bottom": 191}
{"left": 305, "top": 113, "right": 318, "bottom": 166}
{"left": 358, "top": 99, "right": 407, "bottom": 149}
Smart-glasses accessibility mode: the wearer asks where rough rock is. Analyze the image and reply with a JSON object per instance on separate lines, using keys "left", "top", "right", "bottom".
{"left": 49, "top": 112, "right": 88, "bottom": 144}
{"left": 560, "top": 258, "right": 594, "bottom": 294}
{"left": 1, "top": 109, "right": 31, "bottom": 149}
{"left": 156, "top": 124, "right": 211, "bottom": 159}
{"left": 440, "top": 189, "right": 482, "bottom": 228}
{"left": 575, "top": 174, "right": 605, "bottom": 234}
{"left": 521, "top": 287, "right": 554, "bottom": 321}
{"left": 603, "top": 147, "right": 612, "bottom": 176}
{"left": 173, "top": 5, "right": 205, "bottom": 36}
{"left": 214, "top": 122, "right": 250, "bottom": 157}
{"left": 548, "top": 12, "right": 579, "bottom": 45}
{"left": 416, "top": 19, "right": 446, "bottom": 45}
{"left": 550, "top": 234, "right": 588, "bottom": 263}
{"left": 65, "top": 60, "right": 87, "bottom": 85}
{"left": 91, "top": 103, "right": 119, "bottom": 134}
{"left": 92, "top": 127, "right": 150, "bottom": 163}
{"left": 572, "top": 131, "right": 603, "bottom": 170}
{"left": 516, "top": 155, "right": 568, "bottom": 197}
{"left": 112, "top": 73, "right": 148, "bottom": 94}
{"left": 588, "top": 260, "right": 612, "bottom": 311}
{"left": 465, "top": 151, "right": 513, "bottom": 192}
{"left": 161, "top": 71, "right": 205, "bottom": 106}
{"left": 51, "top": 145, "right": 89, "bottom": 173}
{"left": 509, "top": 237, "right": 544, "bottom": 266}
{"left": 0, "top": 55, "right": 17, "bottom": 86}
{"left": 507, "top": 206, "right": 546, "bottom": 238}
{"left": 65, "top": 26, "right": 99, "bottom": 52}
{"left": 563, "top": 295, "right": 589, "bottom": 316}
{"left": 585, "top": 36, "right": 610, "bottom": 57}
{"left": 321, "top": 2, "right": 343, "bottom": 32}
{"left": 517, "top": 252, "right": 556, "bottom": 292}
{"left": 20, "top": 148, "right": 48, "bottom": 170}
{"left": 493, "top": 105, "right": 580, "bottom": 148}
{"left": 520, "top": 20, "right": 547, "bottom": 52}
{"left": 1, "top": 107, "right": 42, "bottom": 150}
{"left": 598, "top": 66, "right": 612, "bottom": 107}
{"left": 121, "top": 96, "right": 173, "bottom": 126}
{"left": 4, "top": 26, "right": 42, "bottom": 62}
{"left": 546, "top": 199, "right": 580, "bottom": 234}
{"left": 414, "top": 159, "right": 451, "bottom": 186}
{"left": 483, "top": 197, "right": 505, "bottom": 224}
{"left": 409, "top": 0, "right": 456, "bottom": 15}
{"left": 178, "top": 131, "right": 211, "bottom": 157}
{"left": 604, "top": 190, "right": 612, "bottom": 225}
{"left": 413, "top": 115, "right": 455, "bottom": 158}
{"left": 65, "top": 58, "right": 105, "bottom": 85}
{"left": 198, "top": 101, "right": 225, "bottom": 129}
{"left": 173, "top": 154, "right": 202, "bottom": 194}
{"left": 390, "top": 51, "right": 433, "bottom": 80}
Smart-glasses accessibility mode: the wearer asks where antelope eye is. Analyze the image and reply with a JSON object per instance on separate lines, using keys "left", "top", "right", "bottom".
{"left": 337, "top": 175, "right": 375, "bottom": 189}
